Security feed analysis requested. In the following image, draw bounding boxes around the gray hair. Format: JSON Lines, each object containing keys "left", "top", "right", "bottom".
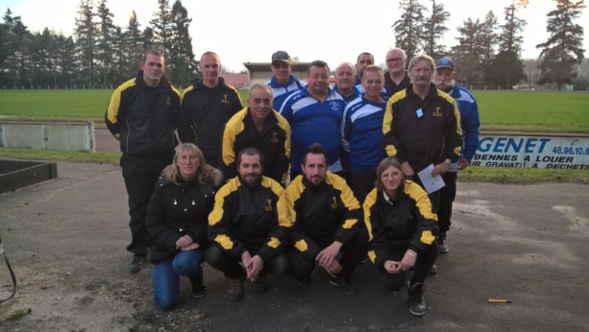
{"left": 408, "top": 54, "right": 435, "bottom": 73}
{"left": 249, "top": 83, "right": 274, "bottom": 99}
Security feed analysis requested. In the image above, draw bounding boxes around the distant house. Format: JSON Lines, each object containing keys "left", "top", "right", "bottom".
{"left": 243, "top": 62, "right": 312, "bottom": 88}
{"left": 219, "top": 73, "right": 249, "bottom": 90}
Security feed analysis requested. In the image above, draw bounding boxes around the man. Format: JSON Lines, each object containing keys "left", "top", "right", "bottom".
{"left": 279, "top": 60, "right": 346, "bottom": 179}
{"left": 333, "top": 62, "right": 360, "bottom": 103}
{"left": 384, "top": 48, "right": 410, "bottom": 98}
{"left": 354, "top": 52, "right": 374, "bottom": 93}
{"left": 266, "top": 51, "right": 306, "bottom": 111}
{"left": 219, "top": 84, "right": 291, "bottom": 186}
{"left": 207, "top": 148, "right": 290, "bottom": 302}
{"left": 105, "top": 49, "right": 181, "bottom": 273}
{"left": 285, "top": 143, "right": 368, "bottom": 295}
{"left": 341, "top": 65, "right": 388, "bottom": 202}
{"left": 178, "top": 51, "right": 243, "bottom": 167}
{"left": 433, "top": 57, "right": 480, "bottom": 253}
{"left": 382, "top": 53, "right": 463, "bottom": 215}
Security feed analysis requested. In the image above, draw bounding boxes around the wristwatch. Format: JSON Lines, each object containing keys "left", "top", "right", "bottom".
{"left": 444, "top": 158, "right": 452, "bottom": 165}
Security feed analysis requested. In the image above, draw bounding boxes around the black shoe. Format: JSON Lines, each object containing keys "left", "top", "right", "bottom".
{"left": 295, "top": 276, "right": 311, "bottom": 287}
{"left": 251, "top": 275, "right": 268, "bottom": 293}
{"left": 438, "top": 235, "right": 449, "bottom": 253}
{"left": 407, "top": 281, "right": 426, "bottom": 316}
{"left": 429, "top": 264, "right": 438, "bottom": 275}
{"left": 227, "top": 278, "right": 243, "bottom": 302}
{"left": 128, "top": 255, "right": 145, "bottom": 274}
{"left": 329, "top": 276, "right": 359, "bottom": 296}
{"left": 190, "top": 274, "right": 207, "bottom": 299}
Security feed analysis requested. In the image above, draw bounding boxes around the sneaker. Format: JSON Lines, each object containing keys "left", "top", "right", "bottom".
{"left": 227, "top": 278, "right": 243, "bottom": 302}
{"left": 407, "top": 281, "right": 426, "bottom": 316}
{"left": 429, "top": 264, "right": 438, "bottom": 275}
{"left": 329, "top": 276, "right": 359, "bottom": 296}
{"left": 190, "top": 274, "right": 207, "bottom": 299}
{"left": 438, "top": 236, "right": 449, "bottom": 253}
{"left": 128, "top": 255, "right": 145, "bottom": 274}
{"left": 250, "top": 275, "right": 268, "bottom": 293}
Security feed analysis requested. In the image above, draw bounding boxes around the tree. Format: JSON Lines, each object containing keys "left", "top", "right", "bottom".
{"left": 536, "top": 0, "right": 586, "bottom": 89}
{"left": 169, "top": 0, "right": 196, "bottom": 86}
{"left": 96, "top": 0, "right": 115, "bottom": 86}
{"left": 150, "top": 0, "right": 174, "bottom": 57}
{"left": 392, "top": 0, "right": 426, "bottom": 60}
{"left": 421, "top": 0, "right": 450, "bottom": 60}
{"left": 126, "top": 11, "right": 143, "bottom": 75}
{"left": 479, "top": 11, "right": 499, "bottom": 71}
{"left": 450, "top": 17, "right": 484, "bottom": 87}
{"left": 74, "top": 0, "right": 98, "bottom": 87}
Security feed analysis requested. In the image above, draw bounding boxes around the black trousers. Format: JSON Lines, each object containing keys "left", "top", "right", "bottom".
{"left": 375, "top": 244, "right": 438, "bottom": 291}
{"left": 121, "top": 153, "right": 172, "bottom": 256}
{"left": 205, "top": 244, "right": 289, "bottom": 280}
{"left": 437, "top": 171, "right": 457, "bottom": 236}
{"left": 288, "top": 226, "right": 368, "bottom": 281}
{"left": 411, "top": 176, "right": 441, "bottom": 214}
{"left": 349, "top": 169, "right": 376, "bottom": 204}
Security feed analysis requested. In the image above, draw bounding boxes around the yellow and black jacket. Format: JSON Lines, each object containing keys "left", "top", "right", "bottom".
{"left": 220, "top": 108, "right": 291, "bottom": 185}
{"left": 178, "top": 77, "right": 243, "bottom": 165}
{"left": 105, "top": 71, "right": 181, "bottom": 155}
{"left": 363, "top": 181, "right": 438, "bottom": 268}
{"left": 382, "top": 83, "right": 462, "bottom": 172}
{"left": 284, "top": 172, "right": 363, "bottom": 260}
{"left": 208, "top": 175, "right": 290, "bottom": 262}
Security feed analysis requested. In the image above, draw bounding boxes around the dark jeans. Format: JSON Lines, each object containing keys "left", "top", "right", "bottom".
{"left": 205, "top": 244, "right": 288, "bottom": 280}
{"left": 349, "top": 169, "right": 376, "bottom": 204}
{"left": 375, "top": 244, "right": 438, "bottom": 291}
{"left": 438, "top": 171, "right": 457, "bottom": 236}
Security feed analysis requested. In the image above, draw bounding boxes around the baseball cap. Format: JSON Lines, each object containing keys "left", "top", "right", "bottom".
{"left": 272, "top": 51, "right": 291, "bottom": 63}
{"left": 435, "top": 58, "right": 455, "bottom": 70}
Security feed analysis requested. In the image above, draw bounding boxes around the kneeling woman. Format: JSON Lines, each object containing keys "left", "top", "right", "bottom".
{"left": 146, "top": 143, "right": 223, "bottom": 310}
{"left": 363, "top": 157, "right": 438, "bottom": 316}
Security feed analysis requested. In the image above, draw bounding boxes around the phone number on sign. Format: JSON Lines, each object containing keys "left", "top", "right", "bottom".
{"left": 552, "top": 147, "right": 589, "bottom": 156}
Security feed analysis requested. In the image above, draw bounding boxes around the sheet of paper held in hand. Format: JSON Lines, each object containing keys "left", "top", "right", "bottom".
{"left": 417, "top": 164, "right": 446, "bottom": 194}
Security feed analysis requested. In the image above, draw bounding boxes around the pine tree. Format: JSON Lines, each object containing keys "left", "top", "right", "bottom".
{"left": 74, "top": 0, "right": 98, "bottom": 87}
{"left": 392, "top": 0, "right": 426, "bottom": 60}
{"left": 536, "top": 0, "right": 586, "bottom": 89}
{"left": 126, "top": 10, "right": 143, "bottom": 75}
{"left": 450, "top": 17, "right": 483, "bottom": 87}
{"left": 169, "top": 0, "right": 195, "bottom": 86}
{"left": 421, "top": 0, "right": 450, "bottom": 60}
{"left": 479, "top": 11, "right": 498, "bottom": 71}
{"left": 150, "top": 0, "right": 174, "bottom": 57}
{"left": 96, "top": 0, "right": 115, "bottom": 86}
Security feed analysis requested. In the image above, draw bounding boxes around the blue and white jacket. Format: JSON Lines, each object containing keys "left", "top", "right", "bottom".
{"left": 447, "top": 84, "right": 480, "bottom": 171}
{"left": 266, "top": 74, "right": 306, "bottom": 111}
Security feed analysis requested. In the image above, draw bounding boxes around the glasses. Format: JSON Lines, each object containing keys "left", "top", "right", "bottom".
{"left": 387, "top": 57, "right": 403, "bottom": 63}
{"left": 272, "top": 62, "right": 290, "bottom": 69}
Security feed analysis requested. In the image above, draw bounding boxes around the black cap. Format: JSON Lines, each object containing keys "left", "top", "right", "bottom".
{"left": 272, "top": 51, "right": 290, "bottom": 63}
{"left": 435, "top": 57, "right": 455, "bottom": 70}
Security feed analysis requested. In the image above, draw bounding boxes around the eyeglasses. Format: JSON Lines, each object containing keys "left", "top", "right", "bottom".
{"left": 387, "top": 57, "right": 404, "bottom": 63}
{"left": 272, "top": 62, "right": 290, "bottom": 69}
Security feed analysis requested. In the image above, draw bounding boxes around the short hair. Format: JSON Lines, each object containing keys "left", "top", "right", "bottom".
{"left": 387, "top": 48, "right": 407, "bottom": 60}
{"left": 302, "top": 143, "right": 329, "bottom": 165}
{"left": 237, "top": 147, "right": 265, "bottom": 167}
{"left": 374, "top": 157, "right": 405, "bottom": 191}
{"left": 200, "top": 51, "right": 220, "bottom": 63}
{"left": 142, "top": 49, "right": 164, "bottom": 64}
{"left": 248, "top": 83, "right": 273, "bottom": 99}
{"left": 362, "top": 65, "right": 384, "bottom": 79}
{"left": 356, "top": 52, "right": 375, "bottom": 63}
{"left": 336, "top": 62, "right": 356, "bottom": 75}
{"left": 408, "top": 54, "right": 435, "bottom": 73}
{"left": 307, "top": 60, "right": 329, "bottom": 75}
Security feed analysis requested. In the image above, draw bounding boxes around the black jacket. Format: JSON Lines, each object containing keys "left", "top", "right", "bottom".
{"left": 105, "top": 71, "right": 181, "bottom": 155}
{"left": 146, "top": 175, "right": 218, "bottom": 263}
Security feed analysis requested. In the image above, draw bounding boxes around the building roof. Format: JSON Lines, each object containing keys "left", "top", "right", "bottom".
{"left": 243, "top": 62, "right": 313, "bottom": 72}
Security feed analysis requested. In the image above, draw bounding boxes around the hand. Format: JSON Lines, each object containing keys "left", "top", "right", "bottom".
{"left": 241, "top": 251, "right": 252, "bottom": 268}
{"left": 384, "top": 260, "right": 400, "bottom": 274}
{"left": 176, "top": 235, "right": 193, "bottom": 249}
{"left": 180, "top": 242, "right": 200, "bottom": 251}
{"left": 316, "top": 242, "right": 342, "bottom": 271}
{"left": 324, "top": 259, "right": 342, "bottom": 276}
{"left": 458, "top": 157, "right": 470, "bottom": 170}
{"left": 401, "top": 162, "right": 414, "bottom": 179}
{"left": 431, "top": 162, "right": 449, "bottom": 177}
{"left": 245, "top": 255, "right": 264, "bottom": 281}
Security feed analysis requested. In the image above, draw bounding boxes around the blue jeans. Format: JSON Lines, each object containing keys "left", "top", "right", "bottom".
{"left": 152, "top": 249, "right": 204, "bottom": 310}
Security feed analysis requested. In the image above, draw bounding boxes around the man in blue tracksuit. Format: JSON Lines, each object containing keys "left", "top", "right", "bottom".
{"left": 433, "top": 57, "right": 480, "bottom": 253}
{"left": 266, "top": 51, "right": 306, "bottom": 111}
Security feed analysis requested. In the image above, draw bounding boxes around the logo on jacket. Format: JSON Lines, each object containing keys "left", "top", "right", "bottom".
{"left": 330, "top": 196, "right": 338, "bottom": 209}
{"left": 221, "top": 94, "right": 230, "bottom": 104}
{"left": 433, "top": 106, "right": 443, "bottom": 117}
{"left": 265, "top": 198, "right": 273, "bottom": 212}
{"left": 166, "top": 96, "right": 171, "bottom": 106}
{"left": 271, "top": 132, "right": 279, "bottom": 143}
{"left": 329, "top": 102, "right": 340, "bottom": 111}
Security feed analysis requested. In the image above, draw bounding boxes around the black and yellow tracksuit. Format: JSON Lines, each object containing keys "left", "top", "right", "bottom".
{"left": 104, "top": 71, "right": 181, "bottom": 256}
{"left": 382, "top": 83, "right": 463, "bottom": 173}
{"left": 363, "top": 181, "right": 438, "bottom": 290}
{"left": 284, "top": 172, "right": 368, "bottom": 280}
{"left": 220, "top": 108, "right": 291, "bottom": 185}
{"left": 178, "top": 77, "right": 243, "bottom": 167}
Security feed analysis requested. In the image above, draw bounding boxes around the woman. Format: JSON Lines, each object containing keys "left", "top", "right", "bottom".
{"left": 146, "top": 143, "right": 223, "bottom": 310}
{"left": 363, "top": 157, "right": 439, "bottom": 317}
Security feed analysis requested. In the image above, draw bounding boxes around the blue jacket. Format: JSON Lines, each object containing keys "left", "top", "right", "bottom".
{"left": 267, "top": 74, "right": 306, "bottom": 111}
{"left": 448, "top": 84, "right": 480, "bottom": 163}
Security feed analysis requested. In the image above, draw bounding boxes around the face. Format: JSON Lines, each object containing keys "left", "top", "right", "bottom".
{"left": 386, "top": 50, "right": 406, "bottom": 76}
{"left": 433, "top": 67, "right": 456, "bottom": 92}
{"left": 409, "top": 60, "right": 433, "bottom": 89}
{"left": 302, "top": 153, "right": 327, "bottom": 186}
{"left": 248, "top": 87, "right": 273, "bottom": 122}
{"left": 140, "top": 54, "right": 165, "bottom": 86}
{"left": 380, "top": 165, "right": 403, "bottom": 193}
{"left": 334, "top": 64, "right": 355, "bottom": 90}
{"left": 306, "top": 65, "right": 330, "bottom": 96}
{"left": 271, "top": 61, "right": 291, "bottom": 84}
{"left": 200, "top": 54, "right": 221, "bottom": 85}
{"left": 355, "top": 54, "right": 374, "bottom": 74}
{"left": 238, "top": 153, "right": 263, "bottom": 186}
{"left": 361, "top": 70, "right": 384, "bottom": 100}
{"left": 177, "top": 150, "right": 200, "bottom": 180}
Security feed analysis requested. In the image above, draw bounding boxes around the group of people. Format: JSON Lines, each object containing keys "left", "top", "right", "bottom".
{"left": 105, "top": 47, "right": 480, "bottom": 317}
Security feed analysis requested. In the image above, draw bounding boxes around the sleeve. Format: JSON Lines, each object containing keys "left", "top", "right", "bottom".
{"left": 407, "top": 185, "right": 439, "bottom": 253}
{"left": 363, "top": 192, "right": 393, "bottom": 269}
{"left": 340, "top": 104, "right": 352, "bottom": 153}
{"left": 285, "top": 185, "right": 323, "bottom": 260}
{"left": 333, "top": 178, "right": 363, "bottom": 245}
{"left": 272, "top": 121, "right": 291, "bottom": 186}
{"left": 105, "top": 87, "right": 124, "bottom": 139}
{"left": 462, "top": 100, "right": 480, "bottom": 162}
{"left": 278, "top": 94, "right": 295, "bottom": 123}
{"left": 170, "top": 87, "right": 182, "bottom": 134}
{"left": 208, "top": 187, "right": 246, "bottom": 259}
{"left": 146, "top": 186, "right": 181, "bottom": 253}
{"left": 178, "top": 89, "right": 196, "bottom": 144}
{"left": 382, "top": 98, "right": 407, "bottom": 163}
{"left": 257, "top": 187, "right": 291, "bottom": 262}
{"left": 445, "top": 98, "right": 463, "bottom": 162}
{"left": 219, "top": 123, "right": 238, "bottom": 181}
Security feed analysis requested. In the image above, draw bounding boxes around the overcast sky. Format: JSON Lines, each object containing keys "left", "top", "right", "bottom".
{"left": 2, "top": 0, "right": 588, "bottom": 72}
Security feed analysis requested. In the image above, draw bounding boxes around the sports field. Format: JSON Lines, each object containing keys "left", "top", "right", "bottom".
{"left": 0, "top": 89, "right": 587, "bottom": 133}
